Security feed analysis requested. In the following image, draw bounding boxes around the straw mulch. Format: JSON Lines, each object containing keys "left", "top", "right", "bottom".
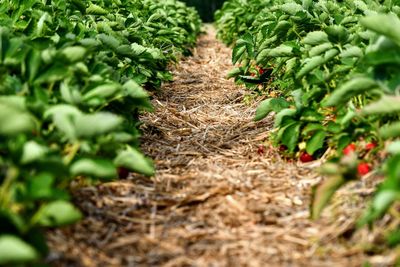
{"left": 47, "top": 26, "right": 396, "bottom": 267}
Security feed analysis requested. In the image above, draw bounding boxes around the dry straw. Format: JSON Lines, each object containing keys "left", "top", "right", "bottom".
{"left": 47, "top": 26, "right": 395, "bottom": 267}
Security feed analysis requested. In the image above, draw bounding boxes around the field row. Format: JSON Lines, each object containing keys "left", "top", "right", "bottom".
{"left": 0, "top": 0, "right": 201, "bottom": 264}
{"left": 216, "top": 0, "right": 400, "bottom": 252}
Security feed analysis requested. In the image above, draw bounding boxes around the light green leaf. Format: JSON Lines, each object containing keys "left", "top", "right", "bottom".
{"left": 114, "top": 146, "right": 154, "bottom": 176}
{"left": 21, "top": 141, "right": 48, "bottom": 164}
{"left": 325, "top": 77, "right": 377, "bottom": 107}
{"left": 70, "top": 158, "right": 117, "bottom": 179}
{"left": 362, "top": 96, "right": 400, "bottom": 115}
{"left": 340, "top": 46, "right": 363, "bottom": 58}
{"left": 74, "top": 113, "right": 123, "bottom": 137}
{"left": 255, "top": 98, "right": 290, "bottom": 121}
{"left": 361, "top": 14, "right": 400, "bottom": 47}
{"left": 83, "top": 83, "right": 121, "bottom": 101}
{"left": 306, "top": 130, "right": 326, "bottom": 155}
{"left": 0, "top": 235, "right": 39, "bottom": 264}
{"left": 268, "top": 44, "right": 293, "bottom": 57}
{"left": 309, "top": 42, "right": 333, "bottom": 57}
{"left": 61, "top": 46, "right": 86, "bottom": 62}
{"left": 303, "top": 31, "right": 329, "bottom": 45}
{"left": 282, "top": 122, "right": 301, "bottom": 152}
{"left": 34, "top": 65, "right": 69, "bottom": 84}
{"left": 86, "top": 3, "right": 108, "bottom": 15}
{"left": 296, "top": 56, "right": 325, "bottom": 79}
{"left": 35, "top": 200, "right": 82, "bottom": 227}
{"left": 0, "top": 99, "right": 37, "bottom": 136}
{"left": 379, "top": 122, "right": 400, "bottom": 139}
{"left": 274, "top": 108, "right": 297, "bottom": 128}
{"left": 311, "top": 175, "right": 347, "bottom": 219}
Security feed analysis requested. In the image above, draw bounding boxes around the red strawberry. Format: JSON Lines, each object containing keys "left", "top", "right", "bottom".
{"left": 365, "top": 142, "right": 377, "bottom": 151}
{"left": 117, "top": 167, "right": 130, "bottom": 179}
{"left": 279, "top": 145, "right": 288, "bottom": 152}
{"left": 343, "top": 143, "right": 356, "bottom": 155}
{"left": 300, "top": 152, "right": 314, "bottom": 163}
{"left": 257, "top": 145, "right": 266, "bottom": 156}
{"left": 357, "top": 163, "right": 370, "bottom": 176}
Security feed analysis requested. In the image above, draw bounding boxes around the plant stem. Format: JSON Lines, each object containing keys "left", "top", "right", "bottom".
{"left": 0, "top": 166, "right": 19, "bottom": 209}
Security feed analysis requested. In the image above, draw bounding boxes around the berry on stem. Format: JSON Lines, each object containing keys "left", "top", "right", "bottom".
{"left": 300, "top": 152, "right": 314, "bottom": 163}
{"left": 343, "top": 143, "right": 356, "bottom": 155}
{"left": 357, "top": 163, "right": 370, "bottom": 176}
{"left": 365, "top": 142, "right": 377, "bottom": 151}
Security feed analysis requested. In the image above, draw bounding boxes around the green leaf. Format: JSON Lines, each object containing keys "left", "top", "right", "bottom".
{"left": 379, "top": 122, "right": 400, "bottom": 140}
{"left": 361, "top": 14, "right": 400, "bottom": 47}
{"left": 0, "top": 27, "right": 10, "bottom": 63}
{"left": 325, "top": 25, "right": 349, "bottom": 43}
{"left": 306, "top": 130, "right": 326, "bottom": 155}
{"left": 34, "top": 65, "right": 69, "bottom": 84}
{"left": 114, "top": 146, "right": 154, "bottom": 176}
{"left": 340, "top": 46, "right": 363, "bottom": 58}
{"left": 232, "top": 45, "right": 246, "bottom": 64}
{"left": 20, "top": 141, "right": 48, "bottom": 164}
{"left": 302, "top": 123, "right": 324, "bottom": 135}
{"left": 309, "top": 42, "right": 333, "bottom": 57}
{"left": 74, "top": 113, "right": 123, "bottom": 137}
{"left": 227, "top": 67, "right": 242, "bottom": 78}
{"left": 0, "top": 98, "right": 37, "bottom": 136}
{"left": 60, "top": 46, "right": 86, "bottom": 63}
{"left": 35, "top": 200, "right": 82, "bottom": 227}
{"left": 268, "top": 44, "right": 293, "bottom": 57}
{"left": 45, "top": 105, "right": 81, "bottom": 140}
{"left": 281, "top": 122, "right": 301, "bottom": 152}
{"left": 274, "top": 108, "right": 297, "bottom": 128}
{"left": 387, "top": 141, "right": 400, "bottom": 154}
{"left": 311, "top": 175, "right": 347, "bottom": 219}
{"left": 359, "top": 190, "right": 399, "bottom": 226}
{"left": 254, "top": 98, "right": 290, "bottom": 121}
{"left": 123, "top": 80, "right": 148, "bottom": 98}
{"left": 296, "top": 56, "right": 325, "bottom": 79}
{"left": 97, "top": 34, "right": 120, "bottom": 49}
{"left": 86, "top": 3, "right": 108, "bottom": 15}
{"left": 362, "top": 96, "right": 400, "bottom": 115}
{"left": 324, "top": 48, "right": 339, "bottom": 61}
{"left": 279, "top": 3, "right": 303, "bottom": 15}
{"left": 0, "top": 235, "right": 39, "bottom": 264}
{"left": 366, "top": 50, "right": 400, "bottom": 66}
{"left": 325, "top": 77, "right": 378, "bottom": 107}
{"left": 83, "top": 83, "right": 122, "bottom": 101}
{"left": 303, "top": 31, "right": 329, "bottom": 45}
{"left": 70, "top": 158, "right": 117, "bottom": 179}
{"left": 28, "top": 173, "right": 55, "bottom": 199}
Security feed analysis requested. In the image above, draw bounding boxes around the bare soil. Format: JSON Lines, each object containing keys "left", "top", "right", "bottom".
{"left": 47, "top": 26, "right": 396, "bottom": 267}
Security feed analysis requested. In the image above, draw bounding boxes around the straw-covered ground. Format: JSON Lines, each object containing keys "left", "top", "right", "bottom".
{"left": 47, "top": 26, "right": 396, "bottom": 267}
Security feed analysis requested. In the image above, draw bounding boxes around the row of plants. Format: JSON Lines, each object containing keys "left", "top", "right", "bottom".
{"left": 216, "top": 0, "right": 400, "bottom": 251}
{"left": 0, "top": 0, "right": 201, "bottom": 265}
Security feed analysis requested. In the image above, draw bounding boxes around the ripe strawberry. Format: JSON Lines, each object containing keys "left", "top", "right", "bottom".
{"left": 279, "top": 145, "right": 288, "bottom": 152}
{"left": 300, "top": 152, "right": 314, "bottom": 163}
{"left": 118, "top": 167, "right": 130, "bottom": 179}
{"left": 257, "top": 145, "right": 266, "bottom": 156}
{"left": 343, "top": 143, "right": 356, "bottom": 155}
{"left": 365, "top": 142, "right": 377, "bottom": 151}
{"left": 357, "top": 163, "right": 370, "bottom": 176}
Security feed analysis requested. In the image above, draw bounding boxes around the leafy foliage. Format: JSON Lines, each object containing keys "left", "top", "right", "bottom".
{"left": 0, "top": 0, "right": 201, "bottom": 264}
{"left": 216, "top": 0, "right": 400, "bottom": 248}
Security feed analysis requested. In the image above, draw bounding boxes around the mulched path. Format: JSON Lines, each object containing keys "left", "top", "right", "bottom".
{"left": 47, "top": 26, "right": 395, "bottom": 267}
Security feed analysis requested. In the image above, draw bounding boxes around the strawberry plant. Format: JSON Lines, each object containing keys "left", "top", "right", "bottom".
{"left": 216, "top": 0, "right": 400, "bottom": 250}
{"left": 0, "top": 0, "right": 201, "bottom": 264}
